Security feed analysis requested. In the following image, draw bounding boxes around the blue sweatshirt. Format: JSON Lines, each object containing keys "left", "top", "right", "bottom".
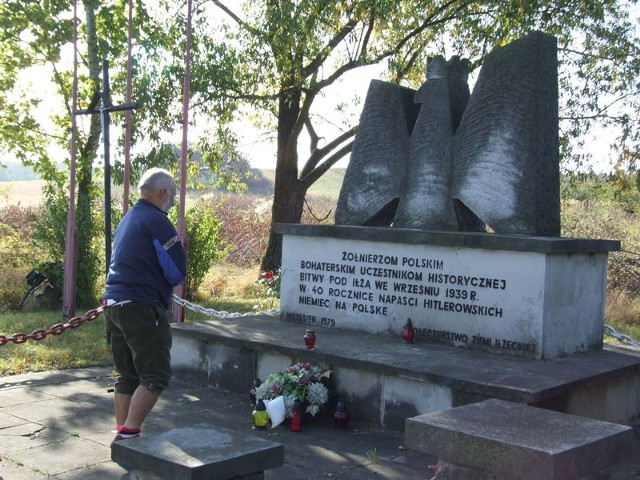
{"left": 104, "top": 199, "right": 187, "bottom": 309}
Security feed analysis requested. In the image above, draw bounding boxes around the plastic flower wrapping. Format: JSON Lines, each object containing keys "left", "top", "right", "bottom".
{"left": 255, "top": 362, "right": 331, "bottom": 417}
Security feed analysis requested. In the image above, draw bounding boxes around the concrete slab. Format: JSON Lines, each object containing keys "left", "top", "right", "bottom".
{"left": 405, "top": 399, "right": 634, "bottom": 480}
{"left": 1, "top": 397, "right": 85, "bottom": 423}
{"left": 40, "top": 407, "right": 115, "bottom": 435}
{"left": 0, "top": 386, "right": 56, "bottom": 407}
{"left": 31, "top": 377, "right": 115, "bottom": 412}
{"left": 0, "top": 409, "right": 23, "bottom": 429}
{"left": 111, "top": 425, "right": 284, "bottom": 480}
{"left": 0, "top": 367, "right": 109, "bottom": 389}
{"left": 7, "top": 436, "right": 112, "bottom": 476}
{"left": 53, "top": 461, "right": 129, "bottom": 480}
{"left": 0, "top": 422, "right": 69, "bottom": 453}
{"left": 0, "top": 456, "right": 48, "bottom": 479}
{"left": 3, "top": 366, "right": 639, "bottom": 479}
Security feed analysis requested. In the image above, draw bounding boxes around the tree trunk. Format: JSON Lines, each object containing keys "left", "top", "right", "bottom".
{"left": 72, "top": 0, "right": 102, "bottom": 304}
{"left": 260, "top": 87, "right": 306, "bottom": 273}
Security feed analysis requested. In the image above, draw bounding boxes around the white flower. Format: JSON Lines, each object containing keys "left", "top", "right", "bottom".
{"left": 255, "top": 382, "right": 269, "bottom": 400}
{"left": 305, "top": 403, "right": 320, "bottom": 416}
{"left": 306, "top": 381, "right": 329, "bottom": 406}
{"left": 283, "top": 394, "right": 297, "bottom": 415}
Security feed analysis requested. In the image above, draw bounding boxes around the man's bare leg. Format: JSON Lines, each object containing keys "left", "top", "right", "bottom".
{"left": 122, "top": 385, "right": 161, "bottom": 429}
{"left": 114, "top": 392, "right": 132, "bottom": 427}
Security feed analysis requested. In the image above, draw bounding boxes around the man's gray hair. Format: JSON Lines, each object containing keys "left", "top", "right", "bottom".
{"left": 138, "top": 168, "right": 176, "bottom": 195}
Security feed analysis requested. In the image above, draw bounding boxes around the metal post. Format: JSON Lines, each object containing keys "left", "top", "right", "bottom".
{"left": 102, "top": 57, "right": 112, "bottom": 274}
{"left": 123, "top": 0, "right": 134, "bottom": 214}
{"left": 172, "top": 0, "right": 193, "bottom": 323}
{"left": 62, "top": 0, "right": 79, "bottom": 318}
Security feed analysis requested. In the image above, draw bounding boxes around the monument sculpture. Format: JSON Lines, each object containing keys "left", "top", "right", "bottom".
{"left": 170, "top": 31, "right": 639, "bottom": 442}
{"left": 393, "top": 55, "right": 472, "bottom": 230}
{"left": 336, "top": 31, "right": 560, "bottom": 236}
{"left": 276, "top": 31, "right": 619, "bottom": 360}
{"left": 335, "top": 81, "right": 418, "bottom": 226}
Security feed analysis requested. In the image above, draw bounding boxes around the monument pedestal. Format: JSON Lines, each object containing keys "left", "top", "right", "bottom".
{"left": 275, "top": 224, "right": 619, "bottom": 359}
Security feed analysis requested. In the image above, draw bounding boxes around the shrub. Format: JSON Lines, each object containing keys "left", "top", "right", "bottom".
{"left": 0, "top": 205, "right": 50, "bottom": 309}
{"left": 170, "top": 200, "right": 229, "bottom": 300}
{"left": 562, "top": 197, "right": 640, "bottom": 294}
{"left": 0, "top": 269, "right": 27, "bottom": 310}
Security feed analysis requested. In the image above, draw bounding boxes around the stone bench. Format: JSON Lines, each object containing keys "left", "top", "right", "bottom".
{"left": 111, "top": 426, "right": 284, "bottom": 480}
{"left": 404, "top": 399, "right": 634, "bottom": 480}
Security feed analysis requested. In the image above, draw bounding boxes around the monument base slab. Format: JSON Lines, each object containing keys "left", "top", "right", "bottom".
{"left": 171, "top": 316, "right": 640, "bottom": 430}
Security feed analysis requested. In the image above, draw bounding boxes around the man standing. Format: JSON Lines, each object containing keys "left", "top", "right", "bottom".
{"left": 103, "top": 167, "right": 187, "bottom": 441}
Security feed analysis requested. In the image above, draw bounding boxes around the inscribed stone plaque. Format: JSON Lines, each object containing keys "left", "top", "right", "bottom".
{"left": 279, "top": 230, "right": 610, "bottom": 359}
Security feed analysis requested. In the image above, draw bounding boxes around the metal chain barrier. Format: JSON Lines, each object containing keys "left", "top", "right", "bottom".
{"left": 603, "top": 324, "right": 640, "bottom": 348}
{"left": 0, "top": 306, "right": 106, "bottom": 346}
{"left": 172, "top": 293, "right": 280, "bottom": 318}
{"left": 0, "top": 295, "right": 277, "bottom": 348}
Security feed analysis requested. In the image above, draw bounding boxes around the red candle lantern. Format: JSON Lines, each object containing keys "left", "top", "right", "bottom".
{"left": 304, "top": 329, "right": 316, "bottom": 350}
{"left": 290, "top": 399, "right": 303, "bottom": 432}
{"left": 333, "top": 400, "right": 350, "bottom": 429}
{"left": 402, "top": 318, "right": 414, "bottom": 343}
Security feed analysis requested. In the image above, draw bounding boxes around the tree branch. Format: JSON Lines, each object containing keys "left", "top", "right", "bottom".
{"left": 300, "top": 141, "right": 354, "bottom": 189}
{"left": 210, "top": 0, "right": 262, "bottom": 37}
{"left": 300, "top": 125, "right": 357, "bottom": 178}
{"left": 305, "top": 117, "right": 320, "bottom": 153}
{"left": 302, "top": 18, "right": 359, "bottom": 78}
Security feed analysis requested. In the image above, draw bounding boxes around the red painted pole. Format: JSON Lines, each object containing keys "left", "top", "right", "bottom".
{"left": 172, "top": 0, "right": 193, "bottom": 323}
{"left": 62, "top": 0, "right": 79, "bottom": 318}
{"left": 122, "top": 0, "right": 134, "bottom": 214}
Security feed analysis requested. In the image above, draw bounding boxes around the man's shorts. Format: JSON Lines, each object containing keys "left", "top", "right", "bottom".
{"left": 105, "top": 302, "right": 172, "bottom": 395}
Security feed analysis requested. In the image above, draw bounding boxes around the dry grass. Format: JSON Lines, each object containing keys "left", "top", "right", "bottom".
{"left": 195, "top": 262, "right": 263, "bottom": 301}
{"left": 0, "top": 180, "right": 46, "bottom": 208}
{"left": 607, "top": 290, "right": 640, "bottom": 326}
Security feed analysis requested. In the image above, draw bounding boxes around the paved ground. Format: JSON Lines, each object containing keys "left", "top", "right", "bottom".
{"left": 0, "top": 367, "right": 436, "bottom": 479}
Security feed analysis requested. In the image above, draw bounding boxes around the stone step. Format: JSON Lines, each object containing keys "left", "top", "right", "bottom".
{"left": 405, "top": 399, "right": 634, "bottom": 480}
{"left": 111, "top": 425, "right": 284, "bottom": 480}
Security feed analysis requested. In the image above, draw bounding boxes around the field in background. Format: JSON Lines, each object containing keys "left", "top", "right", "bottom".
{"left": 0, "top": 180, "right": 46, "bottom": 207}
{"left": 0, "top": 168, "right": 347, "bottom": 207}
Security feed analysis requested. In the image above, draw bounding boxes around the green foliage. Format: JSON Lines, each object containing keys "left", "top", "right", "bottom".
{"left": 170, "top": 200, "right": 229, "bottom": 300}
{"left": 2, "top": 0, "right": 637, "bottom": 275}
{"left": 158, "top": 0, "right": 638, "bottom": 270}
{"left": 31, "top": 172, "right": 102, "bottom": 307}
{"left": 0, "top": 268, "right": 27, "bottom": 310}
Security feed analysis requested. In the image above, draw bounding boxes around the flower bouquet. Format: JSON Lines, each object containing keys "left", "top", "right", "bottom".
{"left": 255, "top": 362, "right": 331, "bottom": 417}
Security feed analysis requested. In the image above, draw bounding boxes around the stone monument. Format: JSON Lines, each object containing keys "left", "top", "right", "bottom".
{"left": 277, "top": 31, "right": 619, "bottom": 360}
